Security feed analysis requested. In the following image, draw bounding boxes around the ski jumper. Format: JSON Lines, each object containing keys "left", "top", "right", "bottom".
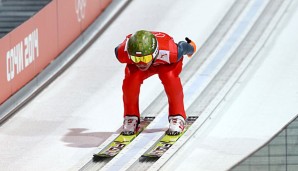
{"left": 115, "top": 32, "right": 194, "bottom": 120}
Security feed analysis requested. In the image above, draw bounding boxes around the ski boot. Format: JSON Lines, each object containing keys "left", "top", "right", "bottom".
{"left": 122, "top": 116, "right": 139, "bottom": 135}
{"left": 166, "top": 115, "right": 185, "bottom": 136}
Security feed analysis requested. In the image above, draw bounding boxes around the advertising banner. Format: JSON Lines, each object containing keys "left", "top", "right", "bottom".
{"left": 57, "top": 0, "right": 82, "bottom": 53}
{"left": 0, "top": 36, "right": 12, "bottom": 104}
{"left": 8, "top": 18, "right": 38, "bottom": 94}
{"left": 80, "top": 0, "right": 112, "bottom": 31}
{"left": 0, "top": 0, "right": 112, "bottom": 105}
{"left": 33, "top": 1, "right": 59, "bottom": 73}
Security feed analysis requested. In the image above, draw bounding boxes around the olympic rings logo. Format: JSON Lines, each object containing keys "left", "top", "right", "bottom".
{"left": 75, "top": 0, "right": 87, "bottom": 22}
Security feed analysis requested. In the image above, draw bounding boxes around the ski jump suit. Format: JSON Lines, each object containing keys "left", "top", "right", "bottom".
{"left": 115, "top": 32, "right": 195, "bottom": 120}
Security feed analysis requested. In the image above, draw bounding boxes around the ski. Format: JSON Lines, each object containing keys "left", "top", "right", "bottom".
{"left": 93, "top": 116, "right": 155, "bottom": 161}
{"left": 141, "top": 116, "right": 198, "bottom": 158}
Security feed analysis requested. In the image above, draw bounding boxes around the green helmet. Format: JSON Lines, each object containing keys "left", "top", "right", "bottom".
{"left": 127, "top": 30, "right": 158, "bottom": 57}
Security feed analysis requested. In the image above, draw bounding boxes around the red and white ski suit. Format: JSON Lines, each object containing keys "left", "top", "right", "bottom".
{"left": 115, "top": 32, "right": 195, "bottom": 120}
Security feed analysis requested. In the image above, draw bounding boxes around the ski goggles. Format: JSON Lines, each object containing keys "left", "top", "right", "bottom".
{"left": 129, "top": 44, "right": 159, "bottom": 64}
{"left": 130, "top": 54, "right": 154, "bottom": 64}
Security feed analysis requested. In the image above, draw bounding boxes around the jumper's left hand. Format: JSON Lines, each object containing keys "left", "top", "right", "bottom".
{"left": 185, "top": 37, "right": 197, "bottom": 58}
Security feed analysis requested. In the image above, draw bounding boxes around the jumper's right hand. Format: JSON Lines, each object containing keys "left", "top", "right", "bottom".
{"left": 185, "top": 37, "right": 197, "bottom": 58}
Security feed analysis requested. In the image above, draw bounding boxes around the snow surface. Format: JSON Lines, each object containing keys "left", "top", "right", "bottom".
{"left": 0, "top": 0, "right": 298, "bottom": 170}
{"left": 162, "top": 1, "right": 298, "bottom": 170}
